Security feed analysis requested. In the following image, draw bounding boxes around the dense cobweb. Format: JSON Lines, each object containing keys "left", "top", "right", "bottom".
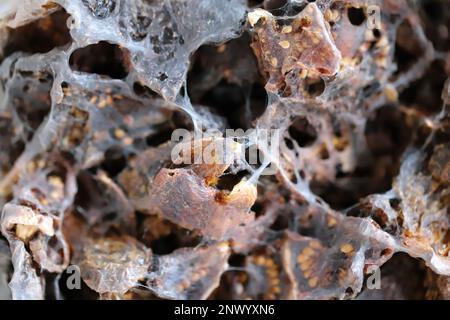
{"left": 0, "top": 0, "right": 449, "bottom": 300}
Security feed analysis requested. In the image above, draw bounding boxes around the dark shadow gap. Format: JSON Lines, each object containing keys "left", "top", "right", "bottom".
{"left": 3, "top": 10, "right": 72, "bottom": 60}
{"left": 69, "top": 42, "right": 130, "bottom": 79}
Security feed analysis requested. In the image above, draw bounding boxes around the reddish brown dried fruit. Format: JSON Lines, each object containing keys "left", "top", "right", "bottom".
{"left": 249, "top": 4, "right": 341, "bottom": 97}
{"left": 145, "top": 167, "right": 256, "bottom": 239}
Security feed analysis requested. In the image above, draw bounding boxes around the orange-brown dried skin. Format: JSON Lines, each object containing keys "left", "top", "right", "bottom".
{"left": 146, "top": 168, "right": 256, "bottom": 239}
{"left": 249, "top": 4, "right": 341, "bottom": 97}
